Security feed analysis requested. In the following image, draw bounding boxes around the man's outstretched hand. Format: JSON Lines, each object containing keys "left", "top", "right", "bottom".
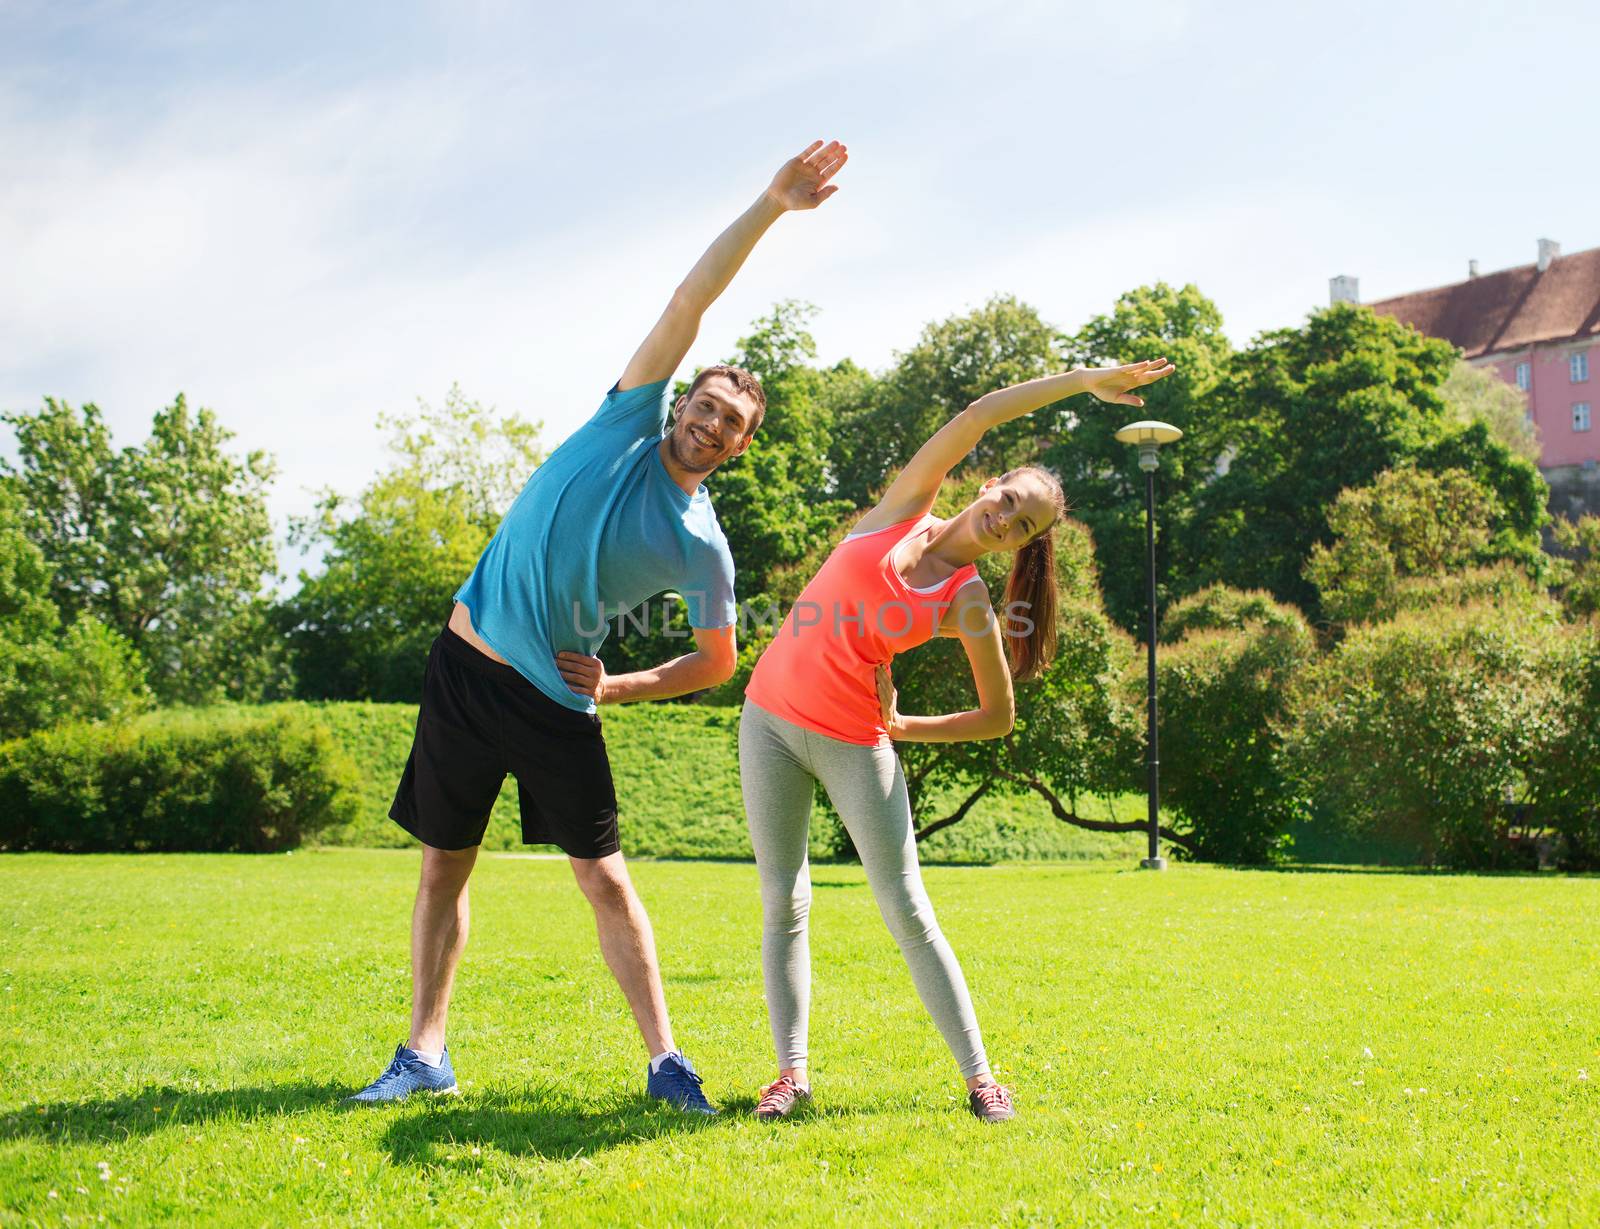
{"left": 1081, "top": 358, "right": 1177, "bottom": 408}
{"left": 766, "top": 139, "right": 848, "bottom": 211}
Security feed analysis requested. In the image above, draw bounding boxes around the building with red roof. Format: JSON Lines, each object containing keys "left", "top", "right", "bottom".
{"left": 1332, "top": 241, "right": 1600, "bottom": 516}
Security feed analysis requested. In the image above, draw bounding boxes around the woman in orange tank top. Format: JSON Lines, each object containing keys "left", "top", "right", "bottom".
{"left": 741, "top": 357, "right": 1176, "bottom": 1123}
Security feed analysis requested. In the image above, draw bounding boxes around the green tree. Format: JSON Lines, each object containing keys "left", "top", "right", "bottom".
{"left": 1304, "top": 467, "right": 1522, "bottom": 625}
{"left": 286, "top": 390, "right": 543, "bottom": 701}
{"left": 1439, "top": 359, "right": 1540, "bottom": 464}
{"left": 1552, "top": 514, "right": 1600, "bottom": 617}
{"left": 2, "top": 395, "right": 281, "bottom": 704}
{"left": 829, "top": 295, "right": 1063, "bottom": 507}
{"left": 381, "top": 384, "right": 546, "bottom": 527}
{"left": 1045, "top": 282, "right": 1234, "bottom": 630}
{"left": 1185, "top": 305, "right": 1544, "bottom": 618}
{"left": 0, "top": 484, "right": 148, "bottom": 739}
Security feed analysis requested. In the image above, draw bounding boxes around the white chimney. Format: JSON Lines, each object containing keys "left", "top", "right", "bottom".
{"left": 1468, "top": 259, "right": 1480, "bottom": 278}
{"left": 1329, "top": 274, "right": 1360, "bottom": 305}
{"left": 1538, "top": 238, "right": 1561, "bottom": 272}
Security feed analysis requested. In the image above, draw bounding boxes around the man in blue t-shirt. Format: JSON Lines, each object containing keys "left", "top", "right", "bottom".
{"left": 346, "top": 141, "right": 849, "bottom": 1112}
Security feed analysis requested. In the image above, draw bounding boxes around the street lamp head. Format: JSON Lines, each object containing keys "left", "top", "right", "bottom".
{"left": 1114, "top": 420, "right": 1183, "bottom": 472}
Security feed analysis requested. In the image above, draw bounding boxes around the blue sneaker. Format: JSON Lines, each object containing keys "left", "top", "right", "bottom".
{"left": 344, "top": 1043, "right": 459, "bottom": 1104}
{"left": 646, "top": 1052, "right": 717, "bottom": 1115}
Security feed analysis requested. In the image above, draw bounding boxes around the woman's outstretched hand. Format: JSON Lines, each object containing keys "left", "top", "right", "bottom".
{"left": 1081, "top": 358, "right": 1177, "bottom": 408}
{"left": 876, "top": 663, "right": 903, "bottom": 738}
{"left": 766, "top": 140, "right": 849, "bottom": 211}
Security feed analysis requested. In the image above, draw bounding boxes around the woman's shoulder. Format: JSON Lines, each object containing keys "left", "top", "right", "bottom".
{"left": 934, "top": 571, "right": 994, "bottom": 637}
{"left": 851, "top": 505, "right": 934, "bottom": 540}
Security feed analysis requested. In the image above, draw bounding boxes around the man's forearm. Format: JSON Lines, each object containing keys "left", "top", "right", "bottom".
{"left": 674, "top": 192, "right": 786, "bottom": 313}
{"left": 602, "top": 650, "right": 729, "bottom": 704}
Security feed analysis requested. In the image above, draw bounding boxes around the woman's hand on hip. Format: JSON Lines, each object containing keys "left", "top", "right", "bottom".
{"left": 876, "top": 663, "right": 904, "bottom": 739}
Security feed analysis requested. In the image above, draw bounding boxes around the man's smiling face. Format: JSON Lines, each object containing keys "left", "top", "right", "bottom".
{"left": 666, "top": 375, "right": 761, "bottom": 475}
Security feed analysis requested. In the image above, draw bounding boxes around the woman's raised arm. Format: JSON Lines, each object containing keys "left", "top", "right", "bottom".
{"left": 852, "top": 358, "right": 1175, "bottom": 534}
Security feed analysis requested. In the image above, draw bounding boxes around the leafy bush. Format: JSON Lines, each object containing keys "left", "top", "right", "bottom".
{"left": 1390, "top": 561, "right": 1546, "bottom": 618}
{"left": 0, "top": 614, "right": 151, "bottom": 741}
{"left": 1526, "top": 623, "right": 1600, "bottom": 869}
{"left": 1304, "top": 467, "right": 1512, "bottom": 625}
{"left": 1161, "top": 583, "right": 1307, "bottom": 639}
{"left": 1552, "top": 515, "right": 1600, "bottom": 619}
{"left": 1155, "top": 593, "right": 1315, "bottom": 862}
{"left": 1280, "top": 599, "right": 1568, "bottom": 868}
{"left": 0, "top": 707, "right": 359, "bottom": 852}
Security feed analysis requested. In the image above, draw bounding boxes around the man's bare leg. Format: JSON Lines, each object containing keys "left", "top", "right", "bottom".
{"left": 408, "top": 844, "right": 478, "bottom": 1054}
{"left": 569, "top": 852, "right": 675, "bottom": 1056}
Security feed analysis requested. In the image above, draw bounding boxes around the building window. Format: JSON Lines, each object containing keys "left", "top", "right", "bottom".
{"left": 1575, "top": 403, "right": 1593, "bottom": 433}
{"left": 1515, "top": 361, "right": 1531, "bottom": 390}
{"left": 1573, "top": 352, "right": 1591, "bottom": 383}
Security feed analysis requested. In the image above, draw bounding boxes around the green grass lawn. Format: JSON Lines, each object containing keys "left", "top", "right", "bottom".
{"left": 3, "top": 853, "right": 1595, "bottom": 1227}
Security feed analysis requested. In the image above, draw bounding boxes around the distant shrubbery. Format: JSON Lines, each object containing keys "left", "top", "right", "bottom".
{"left": 0, "top": 707, "right": 359, "bottom": 852}
{"left": 1281, "top": 600, "right": 1567, "bottom": 868}
{"left": 1155, "top": 589, "right": 1314, "bottom": 863}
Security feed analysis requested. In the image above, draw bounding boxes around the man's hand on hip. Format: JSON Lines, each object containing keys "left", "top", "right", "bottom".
{"left": 556, "top": 651, "right": 608, "bottom": 703}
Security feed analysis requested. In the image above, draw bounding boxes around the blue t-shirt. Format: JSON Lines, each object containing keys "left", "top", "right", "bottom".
{"left": 455, "top": 379, "right": 737, "bottom": 712}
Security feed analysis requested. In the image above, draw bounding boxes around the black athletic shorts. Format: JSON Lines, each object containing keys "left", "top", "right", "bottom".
{"left": 389, "top": 625, "right": 620, "bottom": 858}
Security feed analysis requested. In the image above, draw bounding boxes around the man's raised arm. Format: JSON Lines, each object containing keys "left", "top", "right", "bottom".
{"left": 617, "top": 139, "right": 848, "bottom": 391}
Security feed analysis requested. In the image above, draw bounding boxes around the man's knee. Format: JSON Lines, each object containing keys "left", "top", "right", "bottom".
{"left": 571, "top": 853, "right": 635, "bottom": 913}
{"left": 420, "top": 843, "right": 477, "bottom": 891}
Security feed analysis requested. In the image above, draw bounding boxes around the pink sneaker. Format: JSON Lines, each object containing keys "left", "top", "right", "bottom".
{"left": 968, "top": 1082, "right": 1015, "bottom": 1122}
{"left": 755, "top": 1075, "right": 812, "bottom": 1121}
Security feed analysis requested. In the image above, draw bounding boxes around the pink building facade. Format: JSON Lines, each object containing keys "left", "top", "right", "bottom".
{"left": 1481, "top": 342, "right": 1595, "bottom": 469}
{"left": 1343, "top": 240, "right": 1600, "bottom": 517}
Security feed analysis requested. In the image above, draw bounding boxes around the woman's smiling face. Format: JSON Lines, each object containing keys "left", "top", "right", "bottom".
{"left": 964, "top": 471, "right": 1057, "bottom": 553}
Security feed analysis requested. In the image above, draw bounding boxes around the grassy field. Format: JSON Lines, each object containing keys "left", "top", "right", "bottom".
{"left": 3, "top": 853, "right": 1596, "bottom": 1226}
{"left": 301, "top": 701, "right": 1149, "bottom": 864}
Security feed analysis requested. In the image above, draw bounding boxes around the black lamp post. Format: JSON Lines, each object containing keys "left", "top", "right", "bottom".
{"left": 1113, "top": 420, "right": 1183, "bottom": 871}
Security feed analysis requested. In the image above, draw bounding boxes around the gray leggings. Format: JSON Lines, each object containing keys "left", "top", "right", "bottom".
{"left": 739, "top": 700, "right": 989, "bottom": 1079}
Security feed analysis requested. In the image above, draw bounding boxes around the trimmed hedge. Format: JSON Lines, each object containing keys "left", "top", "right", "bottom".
{"left": 0, "top": 707, "right": 359, "bottom": 852}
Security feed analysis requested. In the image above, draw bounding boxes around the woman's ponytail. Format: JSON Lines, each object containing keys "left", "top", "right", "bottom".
{"left": 999, "top": 465, "right": 1066, "bottom": 681}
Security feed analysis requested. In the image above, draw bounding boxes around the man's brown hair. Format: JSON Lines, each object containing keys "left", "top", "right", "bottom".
{"left": 684, "top": 364, "right": 767, "bottom": 436}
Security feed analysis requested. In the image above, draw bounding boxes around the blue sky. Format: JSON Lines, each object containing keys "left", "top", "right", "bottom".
{"left": 3, "top": 0, "right": 1594, "bottom": 552}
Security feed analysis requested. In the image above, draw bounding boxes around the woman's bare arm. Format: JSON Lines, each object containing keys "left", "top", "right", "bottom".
{"left": 851, "top": 358, "right": 1175, "bottom": 535}
{"left": 876, "top": 583, "right": 1015, "bottom": 742}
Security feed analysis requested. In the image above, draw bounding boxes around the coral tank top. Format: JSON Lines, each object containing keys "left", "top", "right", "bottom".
{"left": 745, "top": 514, "right": 984, "bottom": 747}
